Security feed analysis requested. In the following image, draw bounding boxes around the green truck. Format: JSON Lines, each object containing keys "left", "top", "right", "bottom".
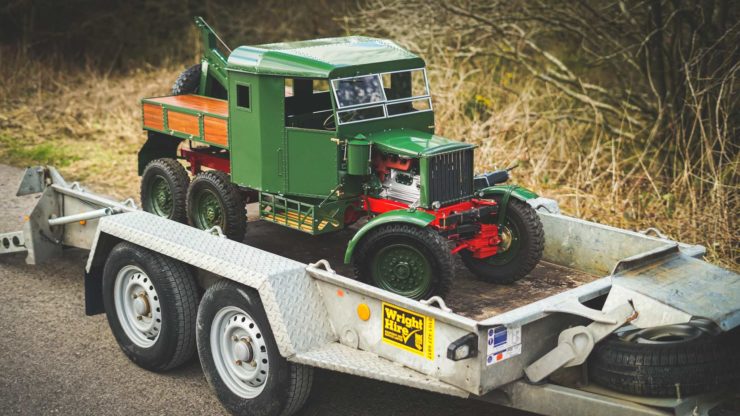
{"left": 138, "top": 17, "right": 544, "bottom": 300}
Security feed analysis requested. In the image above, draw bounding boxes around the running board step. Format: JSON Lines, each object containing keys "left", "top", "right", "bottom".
{"left": 290, "top": 343, "right": 469, "bottom": 398}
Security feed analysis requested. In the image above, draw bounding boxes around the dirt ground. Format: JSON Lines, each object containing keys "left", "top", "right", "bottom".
{"left": 0, "top": 164, "right": 532, "bottom": 416}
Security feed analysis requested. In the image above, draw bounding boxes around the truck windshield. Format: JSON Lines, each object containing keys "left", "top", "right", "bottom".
{"left": 333, "top": 75, "right": 385, "bottom": 108}
{"left": 330, "top": 69, "right": 432, "bottom": 125}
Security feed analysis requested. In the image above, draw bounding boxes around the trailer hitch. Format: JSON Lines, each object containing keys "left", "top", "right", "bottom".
{"left": 524, "top": 301, "right": 637, "bottom": 383}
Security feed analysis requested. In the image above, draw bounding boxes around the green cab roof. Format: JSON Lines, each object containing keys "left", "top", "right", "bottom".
{"left": 226, "top": 36, "right": 425, "bottom": 78}
{"left": 365, "top": 129, "right": 476, "bottom": 158}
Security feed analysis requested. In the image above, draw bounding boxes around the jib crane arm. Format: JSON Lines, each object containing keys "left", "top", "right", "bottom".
{"left": 194, "top": 16, "right": 229, "bottom": 93}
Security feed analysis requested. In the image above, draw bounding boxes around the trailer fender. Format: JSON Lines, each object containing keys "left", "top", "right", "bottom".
{"left": 477, "top": 185, "right": 537, "bottom": 225}
{"left": 344, "top": 209, "right": 437, "bottom": 263}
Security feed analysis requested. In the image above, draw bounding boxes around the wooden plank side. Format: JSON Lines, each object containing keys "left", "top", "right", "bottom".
{"left": 168, "top": 111, "right": 200, "bottom": 137}
{"left": 204, "top": 116, "right": 228, "bottom": 147}
{"left": 146, "top": 94, "right": 228, "bottom": 117}
{"left": 142, "top": 103, "right": 164, "bottom": 130}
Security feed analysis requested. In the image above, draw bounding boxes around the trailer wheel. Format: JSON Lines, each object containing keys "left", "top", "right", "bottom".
{"left": 102, "top": 242, "right": 199, "bottom": 371}
{"left": 460, "top": 198, "right": 543, "bottom": 284}
{"left": 353, "top": 223, "right": 454, "bottom": 300}
{"left": 589, "top": 320, "right": 740, "bottom": 397}
{"left": 197, "top": 280, "right": 313, "bottom": 416}
{"left": 187, "top": 170, "right": 247, "bottom": 241}
{"left": 141, "top": 158, "right": 190, "bottom": 223}
{"left": 172, "top": 64, "right": 201, "bottom": 95}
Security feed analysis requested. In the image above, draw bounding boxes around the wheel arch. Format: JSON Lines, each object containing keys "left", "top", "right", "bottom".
{"left": 138, "top": 131, "right": 183, "bottom": 175}
{"left": 477, "top": 184, "right": 537, "bottom": 224}
{"left": 344, "top": 209, "right": 436, "bottom": 264}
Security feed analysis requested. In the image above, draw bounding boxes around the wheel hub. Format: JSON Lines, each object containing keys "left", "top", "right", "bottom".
{"left": 233, "top": 337, "right": 254, "bottom": 363}
{"left": 499, "top": 226, "right": 513, "bottom": 252}
{"left": 211, "top": 307, "right": 270, "bottom": 399}
{"left": 133, "top": 292, "right": 150, "bottom": 316}
{"left": 373, "top": 244, "right": 432, "bottom": 298}
{"left": 394, "top": 262, "right": 411, "bottom": 279}
{"left": 113, "top": 266, "right": 162, "bottom": 348}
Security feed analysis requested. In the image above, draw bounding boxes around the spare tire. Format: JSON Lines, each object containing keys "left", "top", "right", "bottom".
{"left": 172, "top": 64, "right": 201, "bottom": 95}
{"left": 588, "top": 320, "right": 740, "bottom": 397}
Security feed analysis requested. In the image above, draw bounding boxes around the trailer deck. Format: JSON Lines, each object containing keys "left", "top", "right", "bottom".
{"left": 3, "top": 166, "right": 738, "bottom": 416}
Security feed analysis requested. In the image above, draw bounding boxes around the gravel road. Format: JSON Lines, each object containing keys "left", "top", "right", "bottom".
{"left": 0, "top": 164, "right": 524, "bottom": 416}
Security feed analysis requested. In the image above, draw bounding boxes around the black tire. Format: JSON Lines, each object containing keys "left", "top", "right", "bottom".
{"left": 197, "top": 280, "right": 313, "bottom": 416}
{"left": 141, "top": 158, "right": 190, "bottom": 223}
{"left": 352, "top": 223, "right": 454, "bottom": 300}
{"left": 186, "top": 170, "right": 247, "bottom": 241}
{"left": 172, "top": 64, "right": 201, "bottom": 95}
{"left": 589, "top": 323, "right": 740, "bottom": 397}
{"left": 102, "top": 242, "right": 199, "bottom": 371}
{"left": 460, "top": 197, "right": 543, "bottom": 284}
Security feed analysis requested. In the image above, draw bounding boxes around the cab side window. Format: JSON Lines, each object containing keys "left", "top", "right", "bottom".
{"left": 284, "top": 79, "right": 333, "bottom": 129}
{"left": 236, "top": 84, "right": 251, "bottom": 110}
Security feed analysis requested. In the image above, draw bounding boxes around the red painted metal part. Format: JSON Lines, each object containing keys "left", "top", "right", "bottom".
{"left": 451, "top": 223, "right": 500, "bottom": 258}
{"left": 180, "top": 148, "right": 230, "bottom": 175}
{"left": 361, "top": 196, "right": 500, "bottom": 258}
{"left": 372, "top": 153, "right": 412, "bottom": 182}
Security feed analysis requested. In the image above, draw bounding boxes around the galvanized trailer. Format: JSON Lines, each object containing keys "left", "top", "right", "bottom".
{"left": 3, "top": 166, "right": 738, "bottom": 416}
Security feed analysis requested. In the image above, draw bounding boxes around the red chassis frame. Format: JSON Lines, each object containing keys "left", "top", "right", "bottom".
{"left": 361, "top": 196, "right": 501, "bottom": 259}
{"left": 180, "top": 147, "right": 230, "bottom": 176}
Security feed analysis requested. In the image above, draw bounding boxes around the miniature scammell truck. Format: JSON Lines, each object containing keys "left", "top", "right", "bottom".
{"left": 138, "top": 17, "right": 545, "bottom": 300}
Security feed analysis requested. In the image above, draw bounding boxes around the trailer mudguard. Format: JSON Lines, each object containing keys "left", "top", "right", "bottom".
{"left": 344, "top": 209, "right": 436, "bottom": 263}
{"left": 477, "top": 184, "right": 537, "bottom": 226}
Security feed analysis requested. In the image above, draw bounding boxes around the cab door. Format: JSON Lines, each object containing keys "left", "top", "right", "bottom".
{"left": 283, "top": 79, "right": 340, "bottom": 198}
{"left": 285, "top": 128, "right": 339, "bottom": 197}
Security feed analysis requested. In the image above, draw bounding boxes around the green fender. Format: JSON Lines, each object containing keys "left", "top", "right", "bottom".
{"left": 477, "top": 184, "right": 538, "bottom": 226}
{"left": 344, "top": 209, "right": 436, "bottom": 263}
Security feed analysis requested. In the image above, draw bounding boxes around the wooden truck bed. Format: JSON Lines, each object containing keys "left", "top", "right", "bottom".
{"left": 142, "top": 94, "right": 229, "bottom": 148}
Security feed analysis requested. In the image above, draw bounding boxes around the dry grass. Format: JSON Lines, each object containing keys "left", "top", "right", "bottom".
{"left": 0, "top": 48, "right": 182, "bottom": 198}
{"left": 0, "top": 2, "right": 736, "bottom": 271}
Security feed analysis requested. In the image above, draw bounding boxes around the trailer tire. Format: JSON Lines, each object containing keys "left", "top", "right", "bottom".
{"left": 197, "top": 280, "right": 313, "bottom": 416}
{"left": 353, "top": 223, "right": 454, "bottom": 300}
{"left": 102, "top": 242, "right": 199, "bottom": 372}
{"left": 172, "top": 64, "right": 201, "bottom": 95}
{"left": 141, "top": 158, "right": 190, "bottom": 223}
{"left": 187, "top": 170, "right": 247, "bottom": 241}
{"left": 589, "top": 321, "right": 740, "bottom": 397}
{"left": 460, "top": 198, "right": 543, "bottom": 284}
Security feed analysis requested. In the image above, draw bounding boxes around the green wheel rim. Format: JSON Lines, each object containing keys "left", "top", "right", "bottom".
{"left": 149, "top": 175, "right": 173, "bottom": 218}
{"left": 372, "top": 244, "right": 432, "bottom": 299}
{"left": 193, "top": 189, "right": 225, "bottom": 230}
{"left": 486, "top": 219, "right": 521, "bottom": 265}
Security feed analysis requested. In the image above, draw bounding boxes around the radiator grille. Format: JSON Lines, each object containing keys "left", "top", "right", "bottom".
{"left": 426, "top": 149, "right": 474, "bottom": 206}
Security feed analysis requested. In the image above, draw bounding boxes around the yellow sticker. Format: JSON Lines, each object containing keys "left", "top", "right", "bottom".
{"left": 381, "top": 302, "right": 435, "bottom": 360}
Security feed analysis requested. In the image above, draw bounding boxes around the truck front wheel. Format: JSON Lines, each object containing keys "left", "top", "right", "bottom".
{"left": 352, "top": 223, "right": 454, "bottom": 300}
{"left": 460, "top": 198, "right": 544, "bottom": 284}
{"left": 187, "top": 170, "right": 247, "bottom": 241}
{"left": 197, "top": 280, "right": 313, "bottom": 416}
{"left": 102, "top": 242, "right": 199, "bottom": 371}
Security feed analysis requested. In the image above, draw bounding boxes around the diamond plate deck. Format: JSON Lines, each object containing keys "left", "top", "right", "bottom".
{"left": 87, "top": 211, "right": 336, "bottom": 356}
{"left": 291, "top": 343, "right": 469, "bottom": 398}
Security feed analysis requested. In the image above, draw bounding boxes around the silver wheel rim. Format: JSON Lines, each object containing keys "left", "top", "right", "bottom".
{"left": 619, "top": 319, "right": 719, "bottom": 344}
{"left": 113, "top": 265, "right": 162, "bottom": 348}
{"left": 210, "top": 306, "right": 270, "bottom": 399}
